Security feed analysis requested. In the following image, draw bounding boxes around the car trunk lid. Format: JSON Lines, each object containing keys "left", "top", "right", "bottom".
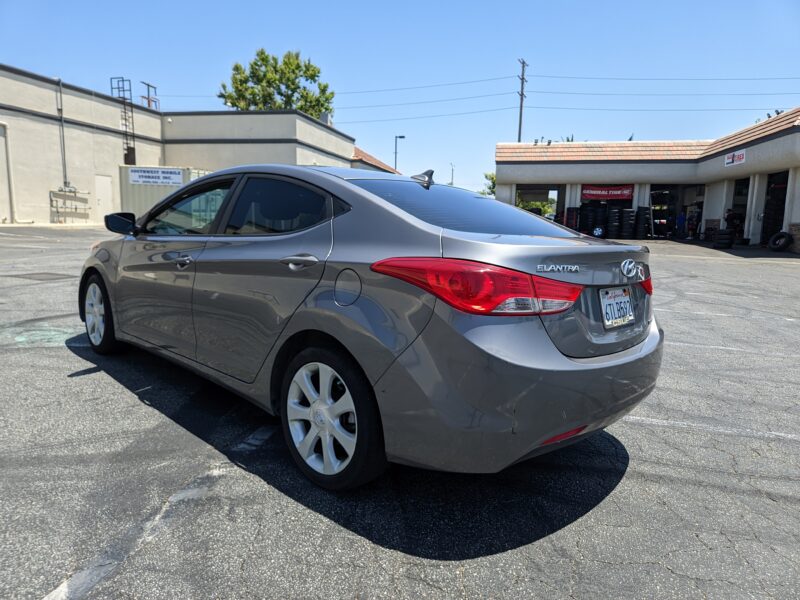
{"left": 440, "top": 230, "right": 653, "bottom": 358}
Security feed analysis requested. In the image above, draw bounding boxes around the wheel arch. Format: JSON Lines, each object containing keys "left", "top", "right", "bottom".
{"left": 269, "top": 329, "right": 376, "bottom": 416}
{"left": 78, "top": 267, "right": 102, "bottom": 322}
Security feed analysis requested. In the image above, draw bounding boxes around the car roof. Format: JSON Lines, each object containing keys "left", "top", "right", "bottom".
{"left": 308, "top": 166, "right": 408, "bottom": 181}
{"left": 193, "top": 164, "right": 414, "bottom": 184}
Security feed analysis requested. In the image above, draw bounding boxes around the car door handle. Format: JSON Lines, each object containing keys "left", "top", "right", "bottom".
{"left": 174, "top": 254, "right": 194, "bottom": 270}
{"left": 280, "top": 254, "right": 319, "bottom": 271}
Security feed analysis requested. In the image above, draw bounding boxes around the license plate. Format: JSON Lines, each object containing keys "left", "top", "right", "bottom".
{"left": 600, "top": 286, "right": 634, "bottom": 329}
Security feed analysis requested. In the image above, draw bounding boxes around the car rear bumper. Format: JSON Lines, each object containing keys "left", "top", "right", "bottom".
{"left": 374, "top": 303, "right": 663, "bottom": 473}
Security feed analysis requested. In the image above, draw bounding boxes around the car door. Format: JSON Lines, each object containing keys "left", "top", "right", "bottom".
{"left": 192, "top": 175, "right": 335, "bottom": 382}
{"left": 115, "top": 178, "right": 236, "bottom": 358}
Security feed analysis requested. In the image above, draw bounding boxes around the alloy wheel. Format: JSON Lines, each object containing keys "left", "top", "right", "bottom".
{"left": 286, "top": 362, "right": 357, "bottom": 476}
{"left": 84, "top": 282, "right": 105, "bottom": 346}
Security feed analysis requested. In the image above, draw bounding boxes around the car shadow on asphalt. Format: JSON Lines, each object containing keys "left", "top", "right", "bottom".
{"left": 67, "top": 335, "right": 629, "bottom": 561}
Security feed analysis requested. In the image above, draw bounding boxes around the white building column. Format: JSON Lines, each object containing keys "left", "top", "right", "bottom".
{"left": 637, "top": 183, "right": 651, "bottom": 207}
{"left": 745, "top": 174, "right": 768, "bottom": 243}
{"left": 565, "top": 183, "right": 580, "bottom": 208}
{"left": 782, "top": 166, "right": 798, "bottom": 230}
{"left": 495, "top": 183, "right": 515, "bottom": 205}
{"left": 722, "top": 178, "right": 735, "bottom": 213}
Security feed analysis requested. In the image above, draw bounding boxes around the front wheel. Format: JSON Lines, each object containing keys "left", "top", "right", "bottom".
{"left": 280, "top": 347, "right": 387, "bottom": 490}
{"left": 82, "top": 274, "right": 122, "bottom": 354}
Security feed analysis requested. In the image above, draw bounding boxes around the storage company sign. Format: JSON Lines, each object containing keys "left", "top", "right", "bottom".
{"left": 129, "top": 167, "right": 184, "bottom": 186}
{"left": 724, "top": 149, "right": 746, "bottom": 167}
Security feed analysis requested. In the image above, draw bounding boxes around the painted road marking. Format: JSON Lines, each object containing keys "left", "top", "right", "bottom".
{"left": 622, "top": 415, "right": 800, "bottom": 443}
{"left": 230, "top": 425, "right": 277, "bottom": 452}
{"left": 42, "top": 425, "right": 278, "bottom": 599}
{"left": 655, "top": 307, "right": 734, "bottom": 317}
{"left": 663, "top": 340, "right": 792, "bottom": 357}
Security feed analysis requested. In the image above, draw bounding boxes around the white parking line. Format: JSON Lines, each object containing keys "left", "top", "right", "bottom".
{"left": 42, "top": 425, "right": 277, "bottom": 599}
{"left": 665, "top": 340, "right": 745, "bottom": 352}
{"left": 230, "top": 425, "right": 276, "bottom": 452}
{"left": 42, "top": 466, "right": 230, "bottom": 600}
{"left": 655, "top": 307, "right": 734, "bottom": 317}
{"left": 622, "top": 415, "right": 800, "bottom": 443}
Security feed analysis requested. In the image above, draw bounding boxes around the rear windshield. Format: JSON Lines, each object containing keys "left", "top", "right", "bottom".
{"left": 351, "top": 180, "right": 577, "bottom": 237}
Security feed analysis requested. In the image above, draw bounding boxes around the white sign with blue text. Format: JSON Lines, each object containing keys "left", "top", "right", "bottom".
{"left": 129, "top": 167, "right": 184, "bottom": 186}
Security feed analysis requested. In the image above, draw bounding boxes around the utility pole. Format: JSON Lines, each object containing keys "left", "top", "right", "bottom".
{"left": 517, "top": 58, "right": 528, "bottom": 142}
{"left": 394, "top": 135, "right": 405, "bottom": 171}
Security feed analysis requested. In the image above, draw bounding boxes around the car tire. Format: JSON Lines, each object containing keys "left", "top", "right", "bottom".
{"left": 81, "top": 274, "right": 123, "bottom": 355}
{"left": 768, "top": 231, "right": 794, "bottom": 252}
{"left": 280, "top": 347, "right": 387, "bottom": 490}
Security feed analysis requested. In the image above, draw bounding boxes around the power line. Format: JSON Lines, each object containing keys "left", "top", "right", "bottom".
{"left": 529, "top": 89, "right": 800, "bottom": 97}
{"left": 337, "top": 105, "right": 791, "bottom": 124}
{"left": 336, "top": 75, "right": 517, "bottom": 95}
{"left": 337, "top": 106, "right": 518, "bottom": 124}
{"left": 160, "top": 88, "right": 800, "bottom": 101}
{"left": 525, "top": 105, "right": 793, "bottom": 112}
{"left": 336, "top": 91, "right": 516, "bottom": 110}
{"left": 531, "top": 74, "right": 800, "bottom": 81}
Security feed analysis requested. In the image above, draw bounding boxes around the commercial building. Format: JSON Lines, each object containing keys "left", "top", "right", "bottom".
{"left": 495, "top": 108, "right": 800, "bottom": 250}
{"left": 0, "top": 64, "right": 394, "bottom": 224}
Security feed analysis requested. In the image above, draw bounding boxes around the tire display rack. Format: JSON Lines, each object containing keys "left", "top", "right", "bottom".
{"left": 577, "top": 203, "right": 652, "bottom": 240}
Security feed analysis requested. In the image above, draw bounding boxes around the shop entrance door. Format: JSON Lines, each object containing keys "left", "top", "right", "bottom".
{"left": 760, "top": 171, "right": 788, "bottom": 245}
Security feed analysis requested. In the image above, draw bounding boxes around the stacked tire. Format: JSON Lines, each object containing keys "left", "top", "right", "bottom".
{"left": 579, "top": 204, "right": 596, "bottom": 234}
{"left": 565, "top": 207, "right": 579, "bottom": 230}
{"left": 713, "top": 228, "right": 735, "bottom": 249}
{"left": 607, "top": 208, "right": 621, "bottom": 239}
{"left": 635, "top": 207, "right": 649, "bottom": 239}
{"left": 620, "top": 209, "right": 637, "bottom": 239}
{"left": 594, "top": 205, "right": 608, "bottom": 238}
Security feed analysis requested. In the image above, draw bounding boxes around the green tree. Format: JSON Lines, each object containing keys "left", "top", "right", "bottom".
{"left": 480, "top": 172, "right": 496, "bottom": 196}
{"left": 218, "top": 49, "right": 334, "bottom": 118}
{"left": 516, "top": 196, "right": 555, "bottom": 215}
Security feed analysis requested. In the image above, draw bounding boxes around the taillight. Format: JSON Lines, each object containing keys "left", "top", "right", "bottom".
{"left": 370, "top": 258, "right": 584, "bottom": 316}
{"left": 640, "top": 277, "right": 653, "bottom": 295}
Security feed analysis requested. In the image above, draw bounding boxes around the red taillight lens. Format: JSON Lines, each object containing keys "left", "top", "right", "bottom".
{"left": 370, "top": 258, "right": 584, "bottom": 316}
{"left": 640, "top": 277, "right": 653, "bottom": 295}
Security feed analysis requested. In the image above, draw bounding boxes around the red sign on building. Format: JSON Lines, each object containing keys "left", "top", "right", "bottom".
{"left": 581, "top": 184, "right": 634, "bottom": 201}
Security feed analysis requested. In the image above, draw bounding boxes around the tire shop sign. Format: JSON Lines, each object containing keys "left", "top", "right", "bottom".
{"left": 581, "top": 185, "right": 634, "bottom": 201}
{"left": 724, "top": 149, "right": 746, "bottom": 167}
{"left": 128, "top": 167, "right": 184, "bottom": 186}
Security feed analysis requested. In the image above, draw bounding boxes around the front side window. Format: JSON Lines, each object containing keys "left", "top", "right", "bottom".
{"left": 144, "top": 182, "right": 232, "bottom": 235}
{"left": 224, "top": 178, "right": 330, "bottom": 235}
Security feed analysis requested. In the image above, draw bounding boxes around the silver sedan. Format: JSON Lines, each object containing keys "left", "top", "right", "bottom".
{"left": 80, "top": 165, "right": 663, "bottom": 489}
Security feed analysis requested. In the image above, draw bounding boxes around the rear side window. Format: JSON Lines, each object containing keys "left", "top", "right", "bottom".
{"left": 224, "top": 177, "right": 330, "bottom": 235}
{"left": 351, "top": 180, "right": 577, "bottom": 237}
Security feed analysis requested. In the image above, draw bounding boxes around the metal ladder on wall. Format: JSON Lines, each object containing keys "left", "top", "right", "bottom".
{"left": 110, "top": 77, "right": 136, "bottom": 165}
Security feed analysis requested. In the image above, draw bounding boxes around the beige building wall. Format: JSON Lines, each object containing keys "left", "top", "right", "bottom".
{"left": 1, "top": 66, "right": 364, "bottom": 225}
{"left": 162, "top": 111, "right": 354, "bottom": 171}
{"left": 0, "top": 65, "right": 163, "bottom": 223}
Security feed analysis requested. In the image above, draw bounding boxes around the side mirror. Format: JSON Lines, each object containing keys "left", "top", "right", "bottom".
{"left": 105, "top": 212, "right": 137, "bottom": 235}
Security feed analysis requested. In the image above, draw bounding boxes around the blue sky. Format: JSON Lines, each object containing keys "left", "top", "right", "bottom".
{"left": 2, "top": 0, "right": 799, "bottom": 190}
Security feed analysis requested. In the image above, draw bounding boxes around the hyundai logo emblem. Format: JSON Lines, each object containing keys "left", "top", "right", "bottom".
{"left": 621, "top": 259, "right": 638, "bottom": 278}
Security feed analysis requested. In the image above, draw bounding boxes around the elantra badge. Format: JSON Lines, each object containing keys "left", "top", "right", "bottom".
{"left": 537, "top": 264, "right": 580, "bottom": 273}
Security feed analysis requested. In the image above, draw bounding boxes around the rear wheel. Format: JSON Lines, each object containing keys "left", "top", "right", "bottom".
{"left": 82, "top": 274, "right": 122, "bottom": 354}
{"left": 280, "top": 347, "right": 387, "bottom": 490}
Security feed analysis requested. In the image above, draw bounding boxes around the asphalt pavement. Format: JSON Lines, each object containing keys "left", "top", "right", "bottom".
{"left": 0, "top": 227, "right": 798, "bottom": 599}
